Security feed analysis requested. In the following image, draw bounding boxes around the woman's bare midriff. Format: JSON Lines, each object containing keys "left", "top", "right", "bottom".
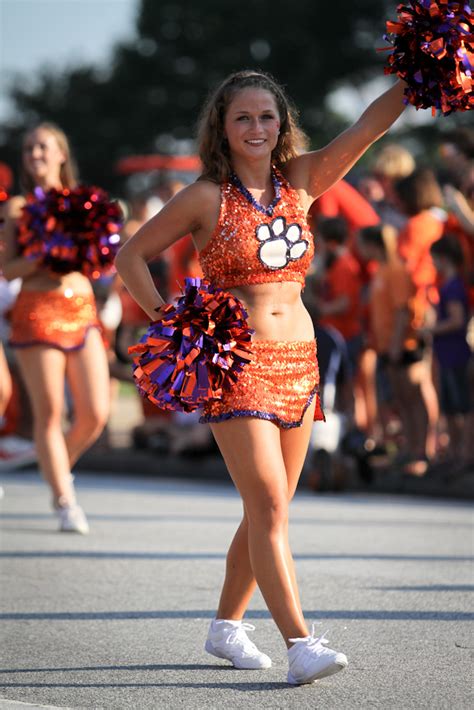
{"left": 229, "top": 281, "right": 314, "bottom": 342}
{"left": 21, "top": 270, "right": 94, "bottom": 296}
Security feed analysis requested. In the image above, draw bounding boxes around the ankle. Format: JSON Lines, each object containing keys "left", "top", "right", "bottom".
{"left": 53, "top": 474, "right": 77, "bottom": 509}
{"left": 54, "top": 496, "right": 76, "bottom": 509}
{"left": 212, "top": 617, "right": 242, "bottom": 628}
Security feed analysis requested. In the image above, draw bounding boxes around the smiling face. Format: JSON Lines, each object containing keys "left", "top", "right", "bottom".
{"left": 224, "top": 88, "right": 281, "bottom": 164}
{"left": 22, "top": 127, "right": 66, "bottom": 187}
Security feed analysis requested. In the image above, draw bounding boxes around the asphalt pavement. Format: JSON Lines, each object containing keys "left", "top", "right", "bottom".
{"left": 0, "top": 471, "right": 473, "bottom": 710}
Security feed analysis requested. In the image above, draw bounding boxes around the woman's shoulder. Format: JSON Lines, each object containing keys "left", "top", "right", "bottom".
{"left": 189, "top": 178, "right": 221, "bottom": 197}
{"left": 181, "top": 179, "right": 222, "bottom": 220}
{"left": 170, "top": 178, "right": 221, "bottom": 213}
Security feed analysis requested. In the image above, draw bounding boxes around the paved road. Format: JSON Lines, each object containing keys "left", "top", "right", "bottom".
{"left": 0, "top": 472, "right": 473, "bottom": 710}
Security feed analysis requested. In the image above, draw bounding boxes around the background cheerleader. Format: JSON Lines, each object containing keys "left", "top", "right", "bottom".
{"left": 1, "top": 122, "right": 110, "bottom": 534}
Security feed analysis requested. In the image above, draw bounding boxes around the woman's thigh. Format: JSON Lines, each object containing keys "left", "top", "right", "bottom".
{"left": 210, "top": 417, "right": 289, "bottom": 516}
{"left": 65, "top": 328, "right": 110, "bottom": 422}
{"left": 15, "top": 346, "right": 67, "bottom": 420}
{"left": 280, "top": 398, "right": 316, "bottom": 499}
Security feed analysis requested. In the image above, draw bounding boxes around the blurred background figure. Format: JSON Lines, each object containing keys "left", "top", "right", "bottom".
{"left": 1, "top": 123, "right": 110, "bottom": 533}
{"left": 315, "top": 216, "right": 363, "bottom": 425}
{"left": 395, "top": 168, "right": 445, "bottom": 461}
{"left": 420, "top": 235, "right": 473, "bottom": 472}
{"left": 0, "top": 161, "right": 36, "bottom": 471}
{"left": 361, "top": 143, "right": 416, "bottom": 231}
{"left": 308, "top": 176, "right": 381, "bottom": 451}
{"left": 358, "top": 224, "right": 430, "bottom": 476}
{"left": 116, "top": 171, "right": 213, "bottom": 456}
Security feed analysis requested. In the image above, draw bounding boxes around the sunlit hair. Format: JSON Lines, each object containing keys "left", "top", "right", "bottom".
{"left": 372, "top": 144, "right": 415, "bottom": 181}
{"left": 197, "top": 70, "right": 309, "bottom": 183}
{"left": 21, "top": 122, "right": 78, "bottom": 193}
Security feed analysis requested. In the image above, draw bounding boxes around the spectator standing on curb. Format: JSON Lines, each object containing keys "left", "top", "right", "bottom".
{"left": 421, "top": 235, "right": 473, "bottom": 471}
{"left": 358, "top": 224, "right": 430, "bottom": 475}
{"left": 316, "top": 216, "right": 363, "bottom": 421}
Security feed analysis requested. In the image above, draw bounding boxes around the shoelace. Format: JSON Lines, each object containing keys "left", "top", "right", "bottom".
{"left": 288, "top": 623, "right": 330, "bottom": 648}
{"left": 226, "top": 622, "right": 257, "bottom": 647}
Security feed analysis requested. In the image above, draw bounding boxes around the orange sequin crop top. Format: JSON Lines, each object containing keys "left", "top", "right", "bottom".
{"left": 198, "top": 168, "right": 314, "bottom": 289}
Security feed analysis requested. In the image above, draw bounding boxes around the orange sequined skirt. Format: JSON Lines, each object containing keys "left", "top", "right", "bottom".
{"left": 200, "top": 339, "right": 324, "bottom": 429}
{"left": 9, "top": 290, "right": 101, "bottom": 352}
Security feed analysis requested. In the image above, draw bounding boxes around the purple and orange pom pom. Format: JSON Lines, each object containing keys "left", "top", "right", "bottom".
{"left": 17, "top": 185, "right": 123, "bottom": 277}
{"left": 383, "top": 1, "right": 473, "bottom": 114}
{"left": 129, "top": 278, "right": 254, "bottom": 413}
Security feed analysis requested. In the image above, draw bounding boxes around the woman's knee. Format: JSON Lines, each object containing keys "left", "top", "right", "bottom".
{"left": 32, "top": 402, "right": 63, "bottom": 431}
{"left": 73, "top": 403, "right": 108, "bottom": 439}
{"left": 245, "top": 490, "right": 289, "bottom": 532}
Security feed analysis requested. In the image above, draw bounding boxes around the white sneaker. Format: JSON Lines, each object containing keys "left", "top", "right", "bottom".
{"left": 57, "top": 503, "right": 90, "bottom": 535}
{"left": 205, "top": 619, "right": 272, "bottom": 669}
{"left": 287, "top": 625, "right": 348, "bottom": 685}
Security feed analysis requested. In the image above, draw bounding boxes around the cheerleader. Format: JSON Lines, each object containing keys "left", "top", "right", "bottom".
{"left": 116, "top": 71, "right": 408, "bottom": 684}
{"left": 1, "top": 123, "right": 110, "bottom": 533}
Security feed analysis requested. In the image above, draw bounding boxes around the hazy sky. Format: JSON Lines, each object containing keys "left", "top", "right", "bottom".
{"left": 0, "top": 0, "right": 137, "bottom": 119}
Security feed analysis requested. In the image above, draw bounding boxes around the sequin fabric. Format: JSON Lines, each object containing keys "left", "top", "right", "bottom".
{"left": 199, "top": 169, "right": 314, "bottom": 289}
{"left": 9, "top": 289, "right": 100, "bottom": 351}
{"left": 200, "top": 339, "right": 324, "bottom": 428}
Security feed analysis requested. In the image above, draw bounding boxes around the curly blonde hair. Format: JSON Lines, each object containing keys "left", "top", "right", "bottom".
{"left": 21, "top": 122, "right": 78, "bottom": 193}
{"left": 197, "top": 71, "right": 308, "bottom": 183}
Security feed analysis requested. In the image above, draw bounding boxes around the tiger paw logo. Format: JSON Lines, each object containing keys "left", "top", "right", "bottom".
{"left": 256, "top": 217, "right": 308, "bottom": 270}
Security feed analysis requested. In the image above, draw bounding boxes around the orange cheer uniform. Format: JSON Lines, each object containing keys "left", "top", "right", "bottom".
{"left": 199, "top": 168, "right": 323, "bottom": 427}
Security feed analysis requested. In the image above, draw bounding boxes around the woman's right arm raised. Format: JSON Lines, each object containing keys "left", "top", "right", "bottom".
{"left": 1, "top": 196, "right": 41, "bottom": 281}
{"left": 115, "top": 181, "right": 218, "bottom": 321}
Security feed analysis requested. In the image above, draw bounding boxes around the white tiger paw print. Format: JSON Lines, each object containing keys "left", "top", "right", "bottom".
{"left": 256, "top": 216, "right": 308, "bottom": 270}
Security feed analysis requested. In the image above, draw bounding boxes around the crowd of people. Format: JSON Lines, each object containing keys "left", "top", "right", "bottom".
{"left": 1, "top": 127, "right": 473, "bottom": 487}
{"left": 307, "top": 134, "right": 474, "bottom": 478}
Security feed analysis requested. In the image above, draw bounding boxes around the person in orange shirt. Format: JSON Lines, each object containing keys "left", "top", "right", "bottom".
{"left": 358, "top": 225, "right": 430, "bottom": 475}
{"left": 314, "top": 217, "right": 363, "bottom": 424}
{"left": 395, "top": 169, "right": 444, "bottom": 459}
{"left": 310, "top": 182, "right": 381, "bottom": 440}
{"left": 309, "top": 179, "right": 380, "bottom": 242}
{"left": 317, "top": 217, "right": 363, "bottom": 366}
{"left": 395, "top": 168, "right": 446, "bottom": 326}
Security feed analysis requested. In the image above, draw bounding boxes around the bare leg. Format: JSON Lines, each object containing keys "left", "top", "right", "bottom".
{"left": 357, "top": 348, "right": 380, "bottom": 440}
{"left": 212, "top": 407, "right": 315, "bottom": 645}
{"left": 277, "top": 401, "right": 316, "bottom": 623}
{"left": 216, "top": 401, "right": 315, "bottom": 623}
{"left": 15, "top": 331, "right": 109, "bottom": 502}
{"left": 64, "top": 329, "right": 110, "bottom": 465}
{"left": 15, "top": 346, "right": 74, "bottom": 502}
{"left": 0, "top": 343, "right": 12, "bottom": 417}
{"left": 389, "top": 364, "right": 428, "bottom": 461}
